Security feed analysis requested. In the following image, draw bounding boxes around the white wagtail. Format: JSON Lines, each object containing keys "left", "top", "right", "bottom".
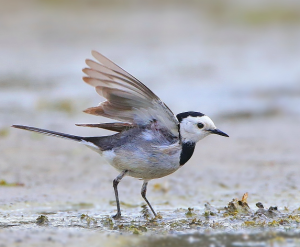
{"left": 12, "top": 51, "right": 229, "bottom": 219}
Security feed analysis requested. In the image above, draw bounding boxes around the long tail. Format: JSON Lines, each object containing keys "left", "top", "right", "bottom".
{"left": 12, "top": 125, "right": 104, "bottom": 151}
{"left": 12, "top": 125, "right": 83, "bottom": 142}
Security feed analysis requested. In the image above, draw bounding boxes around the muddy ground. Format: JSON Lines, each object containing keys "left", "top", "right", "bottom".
{"left": 1, "top": 0, "right": 300, "bottom": 246}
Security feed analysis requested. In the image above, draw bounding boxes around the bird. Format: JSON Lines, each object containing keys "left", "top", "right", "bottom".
{"left": 12, "top": 51, "right": 229, "bottom": 219}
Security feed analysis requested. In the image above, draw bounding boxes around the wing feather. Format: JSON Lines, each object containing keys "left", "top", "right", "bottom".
{"left": 76, "top": 122, "right": 135, "bottom": 132}
{"left": 82, "top": 51, "right": 179, "bottom": 137}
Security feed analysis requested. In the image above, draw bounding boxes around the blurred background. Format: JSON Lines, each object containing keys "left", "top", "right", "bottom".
{"left": 1, "top": 0, "right": 300, "bottom": 243}
{"left": 1, "top": 0, "right": 300, "bottom": 125}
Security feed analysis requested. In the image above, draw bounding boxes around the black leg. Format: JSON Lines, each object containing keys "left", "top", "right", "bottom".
{"left": 112, "top": 170, "right": 128, "bottom": 219}
{"left": 141, "top": 181, "right": 157, "bottom": 217}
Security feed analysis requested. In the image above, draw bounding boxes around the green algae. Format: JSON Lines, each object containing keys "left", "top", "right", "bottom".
{"left": 0, "top": 179, "right": 24, "bottom": 187}
{"left": 185, "top": 207, "right": 196, "bottom": 218}
{"left": 80, "top": 214, "right": 97, "bottom": 226}
{"left": 0, "top": 128, "right": 9, "bottom": 138}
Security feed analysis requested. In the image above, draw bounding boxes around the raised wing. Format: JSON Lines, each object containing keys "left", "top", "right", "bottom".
{"left": 82, "top": 51, "right": 179, "bottom": 137}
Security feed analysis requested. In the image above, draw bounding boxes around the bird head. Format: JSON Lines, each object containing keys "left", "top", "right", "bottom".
{"left": 176, "top": 111, "right": 229, "bottom": 144}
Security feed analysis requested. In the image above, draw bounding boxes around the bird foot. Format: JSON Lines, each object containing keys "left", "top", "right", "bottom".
{"left": 112, "top": 213, "right": 122, "bottom": 220}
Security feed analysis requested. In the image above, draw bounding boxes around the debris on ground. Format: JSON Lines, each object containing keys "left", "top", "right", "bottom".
{"left": 185, "top": 207, "right": 197, "bottom": 217}
{"left": 204, "top": 202, "right": 218, "bottom": 217}
{"left": 224, "top": 192, "right": 251, "bottom": 215}
{"left": 255, "top": 202, "right": 280, "bottom": 218}
{"left": 36, "top": 215, "right": 49, "bottom": 226}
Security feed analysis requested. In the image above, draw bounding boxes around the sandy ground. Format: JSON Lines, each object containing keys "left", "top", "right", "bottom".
{"left": 1, "top": 0, "right": 300, "bottom": 246}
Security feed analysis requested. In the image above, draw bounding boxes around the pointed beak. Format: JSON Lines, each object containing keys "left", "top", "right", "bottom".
{"left": 209, "top": 128, "right": 229, "bottom": 137}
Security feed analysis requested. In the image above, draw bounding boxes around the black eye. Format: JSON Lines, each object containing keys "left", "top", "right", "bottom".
{"left": 197, "top": 123, "right": 204, "bottom": 129}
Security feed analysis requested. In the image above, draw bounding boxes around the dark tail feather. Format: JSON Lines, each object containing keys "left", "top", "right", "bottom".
{"left": 11, "top": 125, "right": 83, "bottom": 142}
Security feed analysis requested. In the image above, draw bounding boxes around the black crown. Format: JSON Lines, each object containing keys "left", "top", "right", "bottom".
{"left": 176, "top": 111, "right": 205, "bottom": 122}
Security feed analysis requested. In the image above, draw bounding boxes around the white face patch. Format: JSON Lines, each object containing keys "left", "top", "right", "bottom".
{"left": 179, "top": 115, "right": 216, "bottom": 143}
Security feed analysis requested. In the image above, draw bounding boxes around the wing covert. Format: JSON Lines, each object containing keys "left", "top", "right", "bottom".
{"left": 82, "top": 51, "right": 179, "bottom": 137}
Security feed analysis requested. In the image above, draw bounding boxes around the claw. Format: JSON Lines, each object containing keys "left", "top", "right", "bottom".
{"left": 112, "top": 213, "right": 122, "bottom": 219}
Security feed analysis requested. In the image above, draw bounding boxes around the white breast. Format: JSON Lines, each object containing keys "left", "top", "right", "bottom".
{"left": 102, "top": 150, "right": 116, "bottom": 163}
{"left": 101, "top": 142, "right": 182, "bottom": 180}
